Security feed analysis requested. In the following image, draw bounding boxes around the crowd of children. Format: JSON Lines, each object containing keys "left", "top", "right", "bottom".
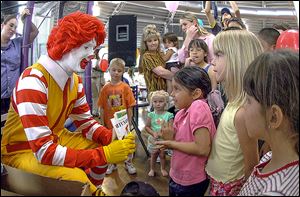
{"left": 51, "top": 9, "right": 300, "bottom": 197}
{"left": 130, "top": 5, "right": 298, "bottom": 196}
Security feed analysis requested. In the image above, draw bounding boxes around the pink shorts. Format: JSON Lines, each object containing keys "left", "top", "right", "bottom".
{"left": 209, "top": 176, "right": 245, "bottom": 196}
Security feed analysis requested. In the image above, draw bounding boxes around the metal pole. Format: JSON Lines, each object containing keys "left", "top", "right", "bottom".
{"left": 85, "top": 1, "right": 93, "bottom": 110}
{"left": 20, "top": 1, "right": 35, "bottom": 73}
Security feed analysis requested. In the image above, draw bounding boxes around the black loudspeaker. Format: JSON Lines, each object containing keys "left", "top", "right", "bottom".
{"left": 108, "top": 15, "right": 137, "bottom": 67}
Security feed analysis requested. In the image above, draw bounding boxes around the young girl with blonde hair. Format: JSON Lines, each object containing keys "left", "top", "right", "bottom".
{"left": 205, "top": 29, "right": 263, "bottom": 196}
{"left": 145, "top": 90, "right": 174, "bottom": 177}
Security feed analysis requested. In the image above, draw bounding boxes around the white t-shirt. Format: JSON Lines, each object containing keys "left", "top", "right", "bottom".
{"left": 164, "top": 47, "right": 179, "bottom": 63}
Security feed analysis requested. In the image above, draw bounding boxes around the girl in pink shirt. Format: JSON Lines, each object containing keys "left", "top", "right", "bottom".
{"left": 156, "top": 66, "right": 216, "bottom": 196}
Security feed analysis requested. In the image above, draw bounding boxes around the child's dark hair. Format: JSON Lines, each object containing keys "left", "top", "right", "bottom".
{"left": 258, "top": 27, "right": 280, "bottom": 46}
{"left": 188, "top": 39, "right": 209, "bottom": 63}
{"left": 162, "top": 32, "right": 178, "bottom": 48}
{"left": 226, "top": 17, "right": 246, "bottom": 29}
{"left": 174, "top": 66, "right": 211, "bottom": 98}
{"left": 272, "top": 22, "right": 291, "bottom": 31}
{"left": 243, "top": 49, "right": 299, "bottom": 153}
{"left": 120, "top": 181, "right": 160, "bottom": 196}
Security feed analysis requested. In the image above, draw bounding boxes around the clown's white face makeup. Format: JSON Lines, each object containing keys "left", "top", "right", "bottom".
{"left": 57, "top": 39, "right": 97, "bottom": 76}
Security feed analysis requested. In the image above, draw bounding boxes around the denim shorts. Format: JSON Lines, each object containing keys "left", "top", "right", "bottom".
{"left": 169, "top": 177, "right": 209, "bottom": 196}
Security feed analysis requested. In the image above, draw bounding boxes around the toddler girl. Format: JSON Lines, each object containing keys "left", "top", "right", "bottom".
{"left": 145, "top": 90, "right": 174, "bottom": 177}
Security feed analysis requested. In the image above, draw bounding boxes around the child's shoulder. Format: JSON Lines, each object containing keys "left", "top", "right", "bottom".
{"left": 165, "top": 111, "right": 174, "bottom": 118}
{"left": 147, "top": 111, "right": 156, "bottom": 118}
{"left": 191, "top": 99, "right": 209, "bottom": 109}
{"left": 101, "top": 82, "right": 110, "bottom": 89}
{"left": 168, "top": 47, "right": 178, "bottom": 52}
{"left": 188, "top": 100, "right": 212, "bottom": 119}
{"left": 121, "top": 81, "right": 132, "bottom": 88}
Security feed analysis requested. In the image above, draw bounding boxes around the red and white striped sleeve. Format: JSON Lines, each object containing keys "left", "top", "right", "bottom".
{"left": 70, "top": 76, "right": 112, "bottom": 146}
{"left": 13, "top": 68, "right": 108, "bottom": 168}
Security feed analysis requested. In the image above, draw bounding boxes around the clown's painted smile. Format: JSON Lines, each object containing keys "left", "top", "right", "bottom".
{"left": 80, "top": 55, "right": 95, "bottom": 69}
{"left": 58, "top": 39, "right": 97, "bottom": 75}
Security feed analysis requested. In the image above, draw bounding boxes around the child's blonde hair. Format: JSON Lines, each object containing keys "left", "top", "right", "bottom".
{"left": 109, "top": 58, "right": 126, "bottom": 70}
{"left": 148, "top": 90, "right": 170, "bottom": 111}
{"left": 213, "top": 29, "right": 263, "bottom": 106}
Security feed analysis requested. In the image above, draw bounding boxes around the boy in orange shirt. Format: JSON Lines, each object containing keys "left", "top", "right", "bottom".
{"left": 98, "top": 58, "right": 137, "bottom": 175}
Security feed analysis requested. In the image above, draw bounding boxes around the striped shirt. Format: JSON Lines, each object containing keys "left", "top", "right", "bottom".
{"left": 2, "top": 55, "right": 112, "bottom": 168}
{"left": 141, "top": 51, "right": 167, "bottom": 93}
{"left": 238, "top": 151, "right": 299, "bottom": 196}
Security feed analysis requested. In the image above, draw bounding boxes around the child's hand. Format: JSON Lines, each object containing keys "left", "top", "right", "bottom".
{"left": 155, "top": 140, "right": 172, "bottom": 150}
{"left": 161, "top": 120, "right": 174, "bottom": 140}
{"left": 157, "top": 131, "right": 163, "bottom": 138}
{"left": 153, "top": 132, "right": 159, "bottom": 139}
{"left": 185, "top": 57, "right": 196, "bottom": 66}
{"left": 185, "top": 57, "right": 192, "bottom": 66}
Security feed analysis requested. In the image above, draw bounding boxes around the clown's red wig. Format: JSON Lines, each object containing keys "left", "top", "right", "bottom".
{"left": 47, "top": 11, "right": 106, "bottom": 60}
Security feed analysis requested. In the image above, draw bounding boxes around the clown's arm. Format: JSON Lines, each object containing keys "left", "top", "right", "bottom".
{"left": 14, "top": 71, "right": 134, "bottom": 169}
{"left": 68, "top": 76, "right": 113, "bottom": 145}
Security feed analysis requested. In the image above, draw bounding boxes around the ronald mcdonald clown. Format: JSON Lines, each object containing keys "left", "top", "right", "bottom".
{"left": 1, "top": 11, "right": 135, "bottom": 195}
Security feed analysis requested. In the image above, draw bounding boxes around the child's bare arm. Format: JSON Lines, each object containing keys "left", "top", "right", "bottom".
{"left": 127, "top": 107, "right": 133, "bottom": 130}
{"left": 208, "top": 66, "right": 218, "bottom": 90}
{"left": 145, "top": 117, "right": 156, "bottom": 137}
{"left": 99, "top": 107, "right": 104, "bottom": 125}
{"left": 235, "top": 107, "right": 259, "bottom": 179}
{"left": 158, "top": 127, "right": 211, "bottom": 157}
{"left": 161, "top": 48, "right": 175, "bottom": 62}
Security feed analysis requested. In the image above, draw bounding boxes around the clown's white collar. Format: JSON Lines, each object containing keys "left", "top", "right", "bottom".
{"left": 38, "top": 55, "right": 74, "bottom": 91}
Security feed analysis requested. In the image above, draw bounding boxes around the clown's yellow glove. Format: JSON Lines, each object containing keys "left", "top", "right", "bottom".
{"left": 103, "top": 132, "right": 135, "bottom": 164}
